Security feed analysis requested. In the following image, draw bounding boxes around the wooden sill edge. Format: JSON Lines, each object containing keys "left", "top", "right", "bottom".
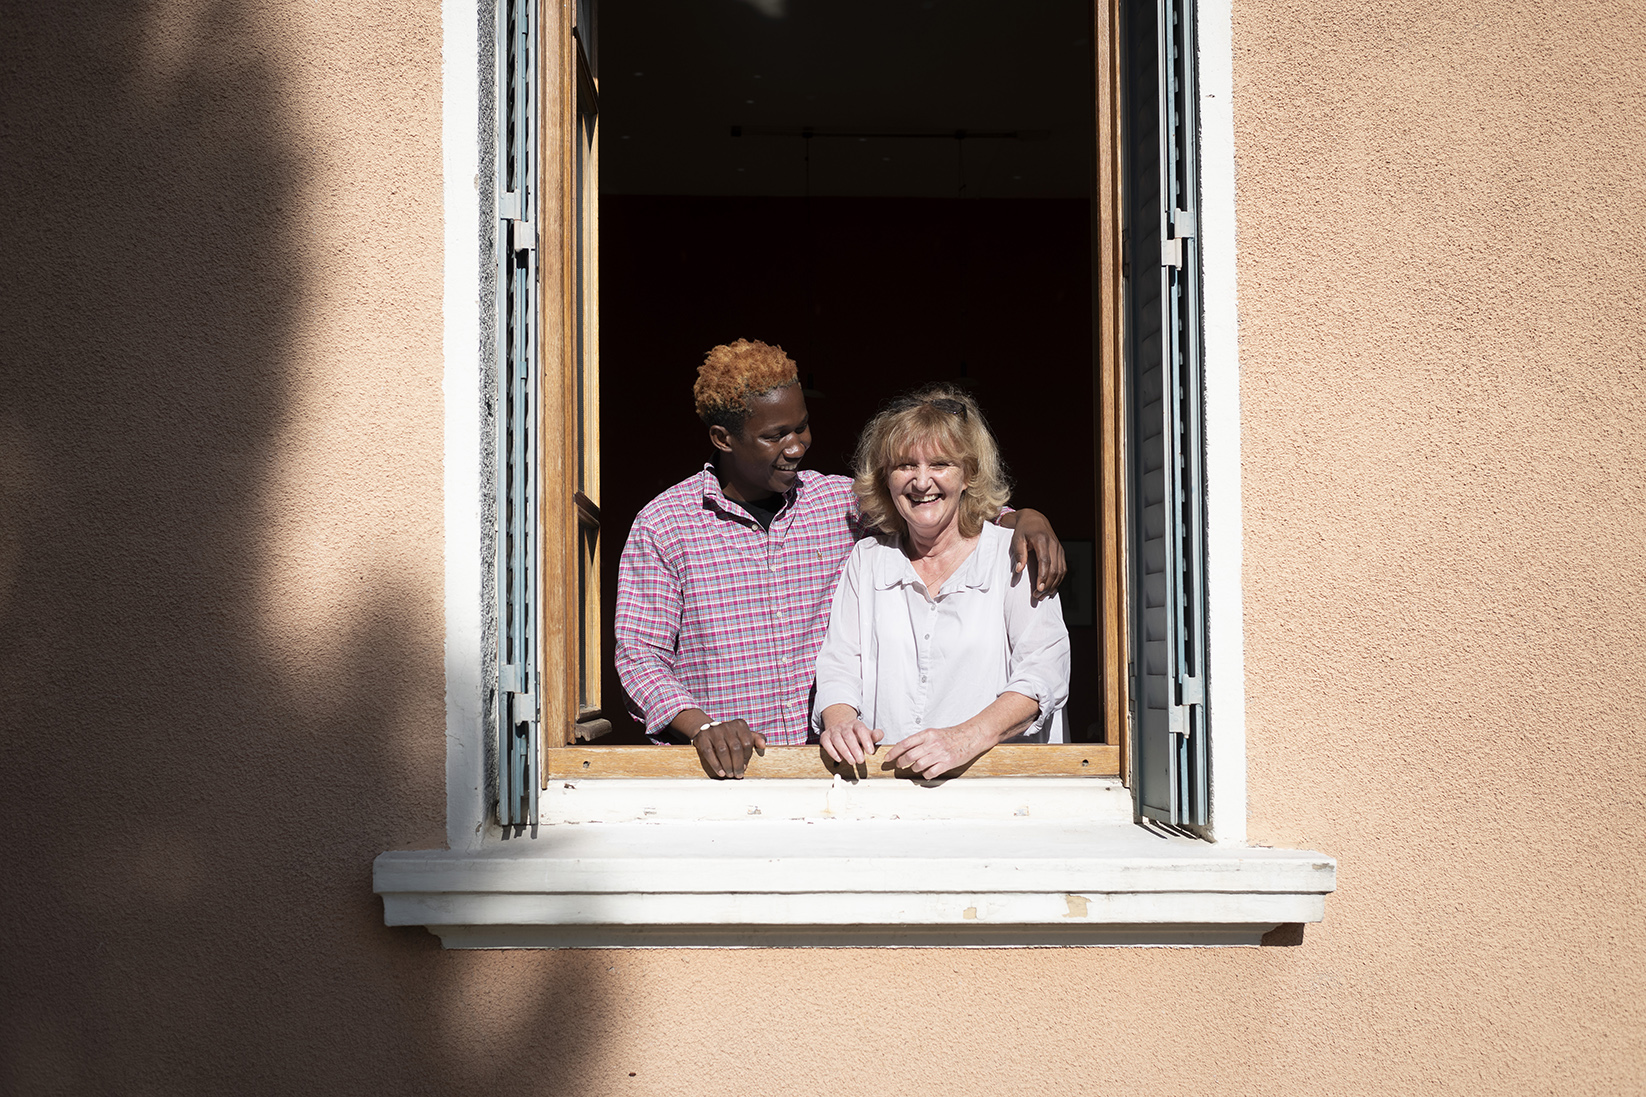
{"left": 544, "top": 743, "right": 1120, "bottom": 780}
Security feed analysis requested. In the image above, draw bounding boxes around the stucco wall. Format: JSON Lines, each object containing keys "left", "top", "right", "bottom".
{"left": 2, "top": 1, "right": 1641, "bottom": 1095}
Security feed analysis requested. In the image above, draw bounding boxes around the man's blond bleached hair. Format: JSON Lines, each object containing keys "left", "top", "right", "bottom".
{"left": 693, "top": 339, "right": 800, "bottom": 434}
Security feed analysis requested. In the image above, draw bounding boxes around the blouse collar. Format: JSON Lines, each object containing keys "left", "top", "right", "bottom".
{"left": 871, "top": 525, "right": 1002, "bottom": 595}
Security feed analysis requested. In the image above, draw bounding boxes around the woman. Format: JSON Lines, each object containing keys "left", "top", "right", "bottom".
{"left": 812, "top": 386, "right": 1070, "bottom": 778}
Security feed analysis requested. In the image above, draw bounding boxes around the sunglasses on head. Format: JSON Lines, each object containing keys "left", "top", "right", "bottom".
{"left": 889, "top": 395, "right": 968, "bottom": 420}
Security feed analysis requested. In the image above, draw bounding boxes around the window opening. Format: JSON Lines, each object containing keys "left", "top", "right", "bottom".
{"left": 595, "top": 1, "right": 1114, "bottom": 771}
{"left": 499, "top": 0, "right": 1209, "bottom": 792}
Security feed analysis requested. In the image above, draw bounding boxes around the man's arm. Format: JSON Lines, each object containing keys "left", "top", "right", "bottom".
{"left": 996, "top": 508, "right": 1067, "bottom": 596}
{"left": 613, "top": 521, "right": 699, "bottom": 737}
{"left": 613, "top": 520, "right": 765, "bottom": 778}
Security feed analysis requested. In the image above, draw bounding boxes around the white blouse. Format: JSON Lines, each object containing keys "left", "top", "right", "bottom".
{"left": 812, "top": 522, "right": 1071, "bottom": 744}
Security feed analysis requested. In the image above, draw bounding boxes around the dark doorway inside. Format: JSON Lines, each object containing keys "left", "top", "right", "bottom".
{"left": 597, "top": 0, "right": 1101, "bottom": 743}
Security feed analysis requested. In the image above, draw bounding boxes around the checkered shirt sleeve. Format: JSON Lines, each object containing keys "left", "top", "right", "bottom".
{"left": 614, "top": 469, "right": 862, "bottom": 746}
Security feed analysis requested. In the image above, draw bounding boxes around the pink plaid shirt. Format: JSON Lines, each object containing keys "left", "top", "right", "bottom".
{"left": 615, "top": 465, "right": 864, "bottom": 745}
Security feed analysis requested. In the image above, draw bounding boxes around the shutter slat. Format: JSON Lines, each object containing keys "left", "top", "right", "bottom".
{"left": 498, "top": 0, "right": 540, "bottom": 827}
{"left": 1127, "top": 0, "right": 1207, "bottom": 828}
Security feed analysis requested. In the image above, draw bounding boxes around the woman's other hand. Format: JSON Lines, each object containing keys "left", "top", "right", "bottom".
{"left": 1002, "top": 508, "right": 1066, "bottom": 596}
{"left": 882, "top": 692, "right": 1043, "bottom": 778}
{"left": 820, "top": 704, "right": 883, "bottom": 765}
{"left": 881, "top": 724, "right": 998, "bottom": 779}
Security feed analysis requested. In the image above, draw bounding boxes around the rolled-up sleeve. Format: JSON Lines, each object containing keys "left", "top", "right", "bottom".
{"left": 1001, "top": 575, "right": 1071, "bottom": 729}
{"left": 811, "top": 544, "right": 866, "bottom": 729}
{"left": 613, "top": 520, "right": 698, "bottom": 737}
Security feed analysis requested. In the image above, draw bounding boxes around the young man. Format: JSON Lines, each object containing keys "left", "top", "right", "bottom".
{"left": 614, "top": 339, "right": 1065, "bottom": 778}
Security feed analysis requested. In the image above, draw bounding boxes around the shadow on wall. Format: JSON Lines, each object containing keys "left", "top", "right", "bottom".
{"left": 0, "top": 4, "right": 610, "bottom": 1093}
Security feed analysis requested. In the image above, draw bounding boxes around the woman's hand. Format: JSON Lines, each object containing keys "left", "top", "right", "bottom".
{"left": 881, "top": 723, "right": 998, "bottom": 779}
{"left": 881, "top": 692, "right": 1043, "bottom": 778}
{"left": 819, "top": 704, "right": 883, "bottom": 765}
{"left": 1000, "top": 508, "right": 1066, "bottom": 597}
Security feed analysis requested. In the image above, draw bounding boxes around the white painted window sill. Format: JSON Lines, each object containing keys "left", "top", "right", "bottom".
{"left": 374, "top": 778, "right": 1336, "bottom": 947}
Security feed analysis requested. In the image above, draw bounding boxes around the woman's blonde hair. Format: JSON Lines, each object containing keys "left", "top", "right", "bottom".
{"left": 852, "top": 384, "right": 1012, "bottom": 539}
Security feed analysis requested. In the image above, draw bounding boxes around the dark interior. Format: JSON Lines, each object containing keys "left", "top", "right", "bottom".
{"left": 597, "top": 0, "right": 1101, "bottom": 742}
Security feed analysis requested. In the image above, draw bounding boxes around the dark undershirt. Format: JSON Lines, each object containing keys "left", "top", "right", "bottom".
{"left": 735, "top": 490, "right": 783, "bottom": 530}
{"left": 713, "top": 461, "right": 785, "bottom": 530}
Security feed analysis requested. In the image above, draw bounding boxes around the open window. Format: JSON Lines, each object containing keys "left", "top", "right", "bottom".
{"left": 498, "top": 0, "right": 1207, "bottom": 823}
{"left": 375, "top": 0, "right": 1335, "bottom": 947}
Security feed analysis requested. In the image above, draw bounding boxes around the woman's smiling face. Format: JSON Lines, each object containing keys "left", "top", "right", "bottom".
{"left": 887, "top": 440, "right": 968, "bottom": 540}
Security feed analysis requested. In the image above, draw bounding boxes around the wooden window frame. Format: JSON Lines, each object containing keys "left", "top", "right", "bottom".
{"left": 530, "top": 0, "right": 1128, "bottom": 784}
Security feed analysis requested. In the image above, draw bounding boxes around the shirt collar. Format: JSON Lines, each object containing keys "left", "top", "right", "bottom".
{"left": 698, "top": 461, "right": 804, "bottom": 518}
{"left": 871, "top": 528, "right": 998, "bottom": 595}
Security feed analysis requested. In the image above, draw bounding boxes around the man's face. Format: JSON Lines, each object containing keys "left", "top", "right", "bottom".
{"left": 710, "top": 383, "right": 811, "bottom": 501}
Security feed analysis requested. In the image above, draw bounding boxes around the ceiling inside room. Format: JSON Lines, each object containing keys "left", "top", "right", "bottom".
{"left": 598, "top": 0, "right": 1096, "bottom": 198}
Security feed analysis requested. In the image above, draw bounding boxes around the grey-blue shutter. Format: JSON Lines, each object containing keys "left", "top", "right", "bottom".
{"left": 1126, "top": 0, "right": 1207, "bottom": 827}
{"left": 498, "top": 0, "right": 540, "bottom": 827}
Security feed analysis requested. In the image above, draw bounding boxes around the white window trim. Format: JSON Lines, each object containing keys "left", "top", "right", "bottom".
{"left": 379, "top": 0, "right": 1334, "bottom": 947}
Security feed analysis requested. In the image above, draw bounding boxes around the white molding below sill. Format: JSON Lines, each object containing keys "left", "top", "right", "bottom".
{"left": 375, "top": 811, "right": 1336, "bottom": 949}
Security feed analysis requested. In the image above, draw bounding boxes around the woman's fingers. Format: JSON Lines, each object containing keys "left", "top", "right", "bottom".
{"left": 853, "top": 721, "right": 881, "bottom": 763}
{"left": 822, "top": 722, "right": 875, "bottom": 765}
{"left": 820, "top": 730, "right": 843, "bottom": 764}
{"left": 885, "top": 727, "right": 976, "bottom": 778}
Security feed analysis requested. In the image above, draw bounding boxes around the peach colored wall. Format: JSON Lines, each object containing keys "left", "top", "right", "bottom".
{"left": 2, "top": 3, "right": 1642, "bottom": 1097}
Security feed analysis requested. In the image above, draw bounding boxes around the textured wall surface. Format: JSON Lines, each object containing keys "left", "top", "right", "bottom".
{"left": 2, "top": 1, "right": 1642, "bottom": 1095}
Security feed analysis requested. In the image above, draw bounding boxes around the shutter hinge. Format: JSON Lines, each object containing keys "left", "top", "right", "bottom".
{"left": 510, "top": 219, "right": 536, "bottom": 254}
{"left": 501, "top": 663, "right": 537, "bottom": 723}
{"left": 509, "top": 692, "right": 537, "bottom": 725}
{"left": 1161, "top": 209, "right": 1196, "bottom": 268}
{"left": 1179, "top": 675, "right": 1204, "bottom": 707}
{"left": 498, "top": 192, "right": 535, "bottom": 254}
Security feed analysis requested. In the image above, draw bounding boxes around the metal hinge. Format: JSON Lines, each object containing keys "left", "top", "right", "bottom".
{"left": 1179, "top": 674, "right": 1204, "bottom": 707}
{"left": 500, "top": 663, "right": 537, "bottom": 723}
{"left": 509, "top": 692, "right": 537, "bottom": 724}
{"left": 498, "top": 192, "right": 535, "bottom": 254}
{"left": 510, "top": 219, "right": 536, "bottom": 254}
{"left": 1161, "top": 208, "right": 1196, "bottom": 268}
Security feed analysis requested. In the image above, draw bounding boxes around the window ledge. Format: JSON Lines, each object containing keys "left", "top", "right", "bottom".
{"left": 376, "top": 781, "right": 1335, "bottom": 947}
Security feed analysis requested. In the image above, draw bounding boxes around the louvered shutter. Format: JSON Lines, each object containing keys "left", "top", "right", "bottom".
{"left": 498, "top": 0, "right": 541, "bottom": 827}
{"left": 1126, "top": 0, "right": 1207, "bottom": 827}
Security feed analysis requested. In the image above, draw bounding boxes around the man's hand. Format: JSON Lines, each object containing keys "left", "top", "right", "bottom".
{"left": 1000, "top": 508, "right": 1066, "bottom": 597}
{"left": 672, "top": 708, "right": 766, "bottom": 778}
{"left": 819, "top": 704, "right": 884, "bottom": 766}
{"left": 881, "top": 723, "right": 996, "bottom": 780}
